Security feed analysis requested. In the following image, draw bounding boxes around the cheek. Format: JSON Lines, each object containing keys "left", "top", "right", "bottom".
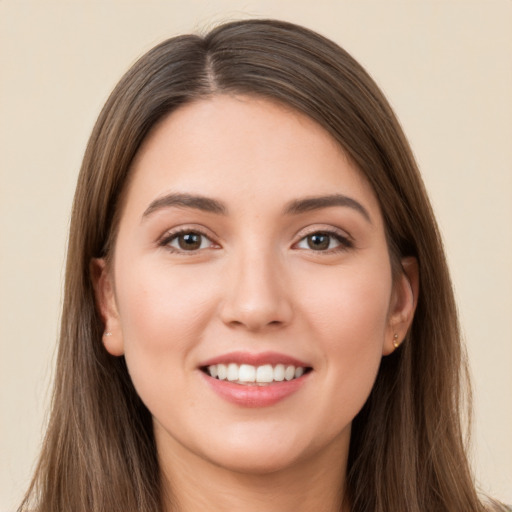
{"left": 115, "top": 258, "right": 216, "bottom": 343}
{"left": 113, "top": 259, "right": 221, "bottom": 391}
{"left": 112, "top": 258, "right": 225, "bottom": 422}
{"left": 296, "top": 258, "right": 392, "bottom": 407}
{"left": 301, "top": 257, "right": 392, "bottom": 343}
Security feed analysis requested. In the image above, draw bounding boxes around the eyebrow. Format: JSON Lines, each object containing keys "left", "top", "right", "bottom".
{"left": 142, "top": 192, "right": 371, "bottom": 223}
{"left": 284, "top": 194, "right": 372, "bottom": 223}
{"left": 142, "top": 193, "right": 227, "bottom": 219}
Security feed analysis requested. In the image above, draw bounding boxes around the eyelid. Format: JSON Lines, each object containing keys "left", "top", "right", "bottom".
{"left": 293, "top": 224, "right": 353, "bottom": 243}
{"left": 158, "top": 225, "right": 220, "bottom": 252}
{"left": 292, "top": 225, "right": 354, "bottom": 252}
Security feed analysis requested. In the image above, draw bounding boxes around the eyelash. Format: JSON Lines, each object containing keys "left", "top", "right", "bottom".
{"left": 294, "top": 229, "right": 354, "bottom": 253}
{"left": 159, "top": 228, "right": 218, "bottom": 254}
{"left": 158, "top": 228, "right": 354, "bottom": 254}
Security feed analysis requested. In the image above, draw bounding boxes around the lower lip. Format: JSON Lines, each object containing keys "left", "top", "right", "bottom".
{"left": 201, "top": 372, "right": 310, "bottom": 408}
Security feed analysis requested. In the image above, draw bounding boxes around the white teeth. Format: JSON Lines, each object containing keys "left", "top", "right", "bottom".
{"left": 227, "top": 363, "right": 239, "bottom": 381}
{"left": 284, "top": 365, "right": 295, "bottom": 381}
{"left": 217, "top": 364, "right": 227, "bottom": 380}
{"left": 274, "top": 364, "right": 285, "bottom": 382}
{"left": 238, "top": 364, "right": 256, "bottom": 382}
{"left": 256, "top": 364, "right": 274, "bottom": 383}
{"left": 206, "top": 363, "right": 308, "bottom": 383}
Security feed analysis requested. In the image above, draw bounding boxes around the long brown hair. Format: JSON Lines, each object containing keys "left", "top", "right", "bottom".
{"left": 19, "top": 19, "right": 504, "bottom": 512}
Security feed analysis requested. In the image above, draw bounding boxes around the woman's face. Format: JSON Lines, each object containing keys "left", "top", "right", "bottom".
{"left": 96, "top": 95, "right": 415, "bottom": 475}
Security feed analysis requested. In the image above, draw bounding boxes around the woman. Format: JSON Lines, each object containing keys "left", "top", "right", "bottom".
{"left": 18, "top": 18, "right": 508, "bottom": 512}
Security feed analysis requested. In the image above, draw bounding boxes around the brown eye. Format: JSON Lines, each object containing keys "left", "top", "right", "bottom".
{"left": 306, "top": 233, "right": 331, "bottom": 250}
{"left": 178, "top": 232, "right": 202, "bottom": 250}
{"left": 295, "top": 231, "right": 352, "bottom": 252}
{"left": 166, "top": 231, "right": 211, "bottom": 251}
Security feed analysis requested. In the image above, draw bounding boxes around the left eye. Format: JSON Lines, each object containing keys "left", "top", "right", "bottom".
{"left": 166, "top": 231, "right": 213, "bottom": 251}
{"left": 296, "top": 232, "right": 346, "bottom": 251}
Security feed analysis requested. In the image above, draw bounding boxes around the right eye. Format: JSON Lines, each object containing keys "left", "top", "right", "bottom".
{"left": 294, "top": 230, "right": 353, "bottom": 253}
{"left": 163, "top": 230, "right": 216, "bottom": 252}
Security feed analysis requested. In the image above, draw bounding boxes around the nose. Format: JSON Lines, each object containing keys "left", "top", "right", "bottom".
{"left": 219, "top": 251, "right": 293, "bottom": 332}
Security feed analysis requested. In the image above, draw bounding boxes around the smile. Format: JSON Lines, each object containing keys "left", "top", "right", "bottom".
{"left": 198, "top": 352, "right": 313, "bottom": 407}
{"left": 203, "top": 363, "right": 310, "bottom": 385}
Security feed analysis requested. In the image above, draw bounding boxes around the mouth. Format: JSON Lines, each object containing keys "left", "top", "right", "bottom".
{"left": 197, "top": 351, "right": 313, "bottom": 406}
{"left": 200, "top": 363, "right": 313, "bottom": 385}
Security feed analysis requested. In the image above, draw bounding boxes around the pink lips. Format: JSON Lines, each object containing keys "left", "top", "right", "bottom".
{"left": 199, "top": 351, "right": 309, "bottom": 368}
{"left": 198, "top": 351, "right": 312, "bottom": 408}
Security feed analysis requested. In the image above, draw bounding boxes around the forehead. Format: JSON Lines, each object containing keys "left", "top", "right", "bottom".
{"left": 124, "top": 94, "right": 382, "bottom": 222}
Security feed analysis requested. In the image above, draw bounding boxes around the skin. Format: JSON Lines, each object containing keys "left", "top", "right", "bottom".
{"left": 93, "top": 95, "right": 417, "bottom": 512}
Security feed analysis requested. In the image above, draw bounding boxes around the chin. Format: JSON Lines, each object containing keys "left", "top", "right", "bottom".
{"left": 203, "top": 442, "right": 307, "bottom": 476}
{"left": 193, "top": 421, "right": 345, "bottom": 476}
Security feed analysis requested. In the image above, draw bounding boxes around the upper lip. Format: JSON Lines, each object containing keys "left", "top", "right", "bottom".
{"left": 199, "top": 351, "right": 311, "bottom": 368}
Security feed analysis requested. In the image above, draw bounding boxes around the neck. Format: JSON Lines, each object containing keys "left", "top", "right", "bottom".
{"left": 158, "top": 435, "right": 349, "bottom": 512}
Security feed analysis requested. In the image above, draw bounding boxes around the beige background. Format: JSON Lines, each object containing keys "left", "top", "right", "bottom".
{"left": 1, "top": 1, "right": 511, "bottom": 509}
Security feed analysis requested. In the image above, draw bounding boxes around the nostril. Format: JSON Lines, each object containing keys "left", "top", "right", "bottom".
{"left": 219, "top": 279, "right": 294, "bottom": 330}
{"left": 226, "top": 318, "right": 285, "bottom": 331}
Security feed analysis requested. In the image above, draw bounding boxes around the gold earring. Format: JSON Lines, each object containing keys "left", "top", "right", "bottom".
{"left": 393, "top": 333, "right": 400, "bottom": 349}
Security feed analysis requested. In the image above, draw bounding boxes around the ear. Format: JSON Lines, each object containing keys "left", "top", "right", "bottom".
{"left": 90, "top": 258, "right": 125, "bottom": 356}
{"left": 382, "top": 257, "right": 419, "bottom": 355}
